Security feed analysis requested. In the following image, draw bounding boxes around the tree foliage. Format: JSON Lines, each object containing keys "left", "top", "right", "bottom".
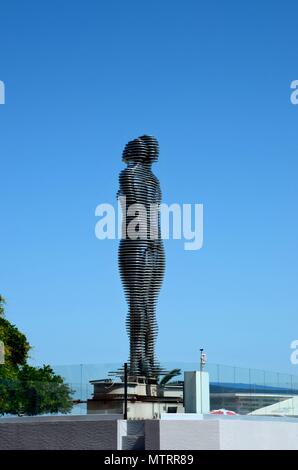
{"left": 159, "top": 368, "right": 181, "bottom": 386}
{"left": 0, "top": 316, "right": 30, "bottom": 366}
{"left": 0, "top": 295, "right": 5, "bottom": 317}
{"left": 0, "top": 296, "right": 73, "bottom": 415}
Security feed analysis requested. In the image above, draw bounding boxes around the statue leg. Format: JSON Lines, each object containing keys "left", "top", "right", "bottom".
{"left": 142, "top": 245, "right": 155, "bottom": 376}
{"left": 119, "top": 241, "right": 147, "bottom": 376}
{"left": 145, "top": 243, "right": 165, "bottom": 376}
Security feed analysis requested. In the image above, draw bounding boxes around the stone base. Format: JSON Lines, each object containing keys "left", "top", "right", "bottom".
{"left": 87, "top": 377, "right": 184, "bottom": 419}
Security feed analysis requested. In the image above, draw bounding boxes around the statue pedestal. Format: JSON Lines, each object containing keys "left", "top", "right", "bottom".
{"left": 87, "top": 377, "right": 184, "bottom": 419}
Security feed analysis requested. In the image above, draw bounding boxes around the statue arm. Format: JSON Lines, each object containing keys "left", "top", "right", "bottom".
{"left": 153, "top": 176, "right": 162, "bottom": 204}
{"left": 118, "top": 168, "right": 141, "bottom": 203}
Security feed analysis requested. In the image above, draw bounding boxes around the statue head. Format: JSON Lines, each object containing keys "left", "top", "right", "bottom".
{"left": 122, "top": 135, "right": 159, "bottom": 163}
{"left": 139, "top": 135, "right": 159, "bottom": 162}
{"left": 122, "top": 138, "right": 148, "bottom": 163}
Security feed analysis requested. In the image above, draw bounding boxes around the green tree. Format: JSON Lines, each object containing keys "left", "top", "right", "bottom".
{"left": 0, "top": 296, "right": 73, "bottom": 415}
{"left": 0, "top": 295, "right": 5, "bottom": 317}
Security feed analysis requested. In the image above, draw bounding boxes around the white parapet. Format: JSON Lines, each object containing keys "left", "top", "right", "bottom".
{"left": 184, "top": 371, "right": 210, "bottom": 414}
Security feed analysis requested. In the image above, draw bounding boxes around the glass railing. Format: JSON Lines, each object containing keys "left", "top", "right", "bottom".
{"left": 1, "top": 362, "right": 298, "bottom": 417}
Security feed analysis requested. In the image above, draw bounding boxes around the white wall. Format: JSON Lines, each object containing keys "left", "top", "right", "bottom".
{"left": 145, "top": 417, "right": 298, "bottom": 450}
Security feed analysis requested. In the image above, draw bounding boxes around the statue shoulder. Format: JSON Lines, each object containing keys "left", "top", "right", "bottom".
{"left": 150, "top": 171, "right": 160, "bottom": 186}
{"left": 119, "top": 168, "right": 131, "bottom": 182}
{"left": 119, "top": 167, "right": 135, "bottom": 178}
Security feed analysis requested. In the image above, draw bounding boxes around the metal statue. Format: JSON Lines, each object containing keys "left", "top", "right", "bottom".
{"left": 118, "top": 135, "right": 165, "bottom": 378}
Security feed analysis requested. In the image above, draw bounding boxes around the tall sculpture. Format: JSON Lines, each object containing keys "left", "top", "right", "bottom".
{"left": 118, "top": 135, "right": 165, "bottom": 378}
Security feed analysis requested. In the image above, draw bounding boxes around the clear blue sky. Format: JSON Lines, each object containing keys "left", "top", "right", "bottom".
{"left": 0, "top": 0, "right": 297, "bottom": 374}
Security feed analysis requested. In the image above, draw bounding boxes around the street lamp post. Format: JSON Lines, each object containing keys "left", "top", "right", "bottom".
{"left": 200, "top": 348, "right": 207, "bottom": 413}
{"left": 124, "top": 362, "right": 128, "bottom": 420}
